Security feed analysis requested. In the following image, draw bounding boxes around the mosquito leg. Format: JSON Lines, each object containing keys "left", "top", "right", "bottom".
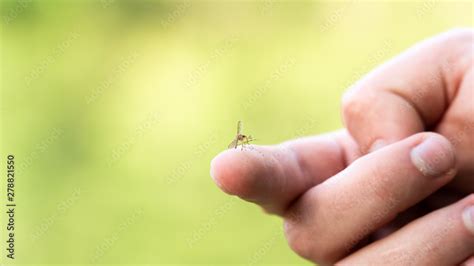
{"left": 242, "top": 138, "right": 250, "bottom": 151}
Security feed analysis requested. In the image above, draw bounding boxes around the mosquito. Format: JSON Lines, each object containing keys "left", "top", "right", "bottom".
{"left": 228, "top": 121, "right": 255, "bottom": 150}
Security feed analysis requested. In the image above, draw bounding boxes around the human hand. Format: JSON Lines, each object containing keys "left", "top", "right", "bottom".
{"left": 210, "top": 29, "right": 473, "bottom": 265}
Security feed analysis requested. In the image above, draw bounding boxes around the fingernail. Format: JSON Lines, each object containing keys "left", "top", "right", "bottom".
{"left": 410, "top": 136, "right": 455, "bottom": 177}
{"left": 462, "top": 205, "right": 474, "bottom": 235}
{"left": 369, "top": 139, "right": 387, "bottom": 153}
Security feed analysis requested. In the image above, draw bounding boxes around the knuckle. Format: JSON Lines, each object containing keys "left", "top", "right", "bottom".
{"left": 341, "top": 87, "right": 364, "bottom": 123}
{"left": 283, "top": 220, "right": 307, "bottom": 255}
{"left": 284, "top": 220, "right": 336, "bottom": 264}
{"left": 341, "top": 87, "right": 359, "bottom": 119}
{"left": 285, "top": 231, "right": 313, "bottom": 261}
{"left": 341, "top": 86, "right": 377, "bottom": 127}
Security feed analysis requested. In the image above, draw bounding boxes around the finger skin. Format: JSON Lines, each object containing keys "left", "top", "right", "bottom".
{"left": 338, "top": 194, "right": 474, "bottom": 266}
{"left": 462, "top": 256, "right": 474, "bottom": 266}
{"left": 283, "top": 132, "right": 456, "bottom": 264}
{"left": 210, "top": 130, "right": 358, "bottom": 215}
{"left": 435, "top": 67, "right": 474, "bottom": 192}
{"left": 342, "top": 28, "right": 473, "bottom": 153}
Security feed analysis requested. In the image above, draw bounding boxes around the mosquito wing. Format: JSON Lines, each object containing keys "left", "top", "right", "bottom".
{"left": 236, "top": 120, "right": 242, "bottom": 135}
{"left": 228, "top": 138, "right": 238, "bottom": 149}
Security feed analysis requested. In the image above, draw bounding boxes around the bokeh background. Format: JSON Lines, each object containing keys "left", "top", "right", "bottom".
{"left": 0, "top": 0, "right": 472, "bottom": 264}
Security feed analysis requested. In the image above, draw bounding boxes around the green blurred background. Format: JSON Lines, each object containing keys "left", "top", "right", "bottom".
{"left": 0, "top": 0, "right": 472, "bottom": 264}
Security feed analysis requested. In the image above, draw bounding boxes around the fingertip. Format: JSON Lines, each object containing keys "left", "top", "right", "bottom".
{"left": 210, "top": 149, "right": 235, "bottom": 195}
{"left": 409, "top": 132, "right": 457, "bottom": 177}
{"left": 210, "top": 155, "right": 225, "bottom": 192}
{"left": 210, "top": 148, "right": 261, "bottom": 197}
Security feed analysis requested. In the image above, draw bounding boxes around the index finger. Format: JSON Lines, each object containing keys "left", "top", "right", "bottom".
{"left": 342, "top": 29, "right": 473, "bottom": 153}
